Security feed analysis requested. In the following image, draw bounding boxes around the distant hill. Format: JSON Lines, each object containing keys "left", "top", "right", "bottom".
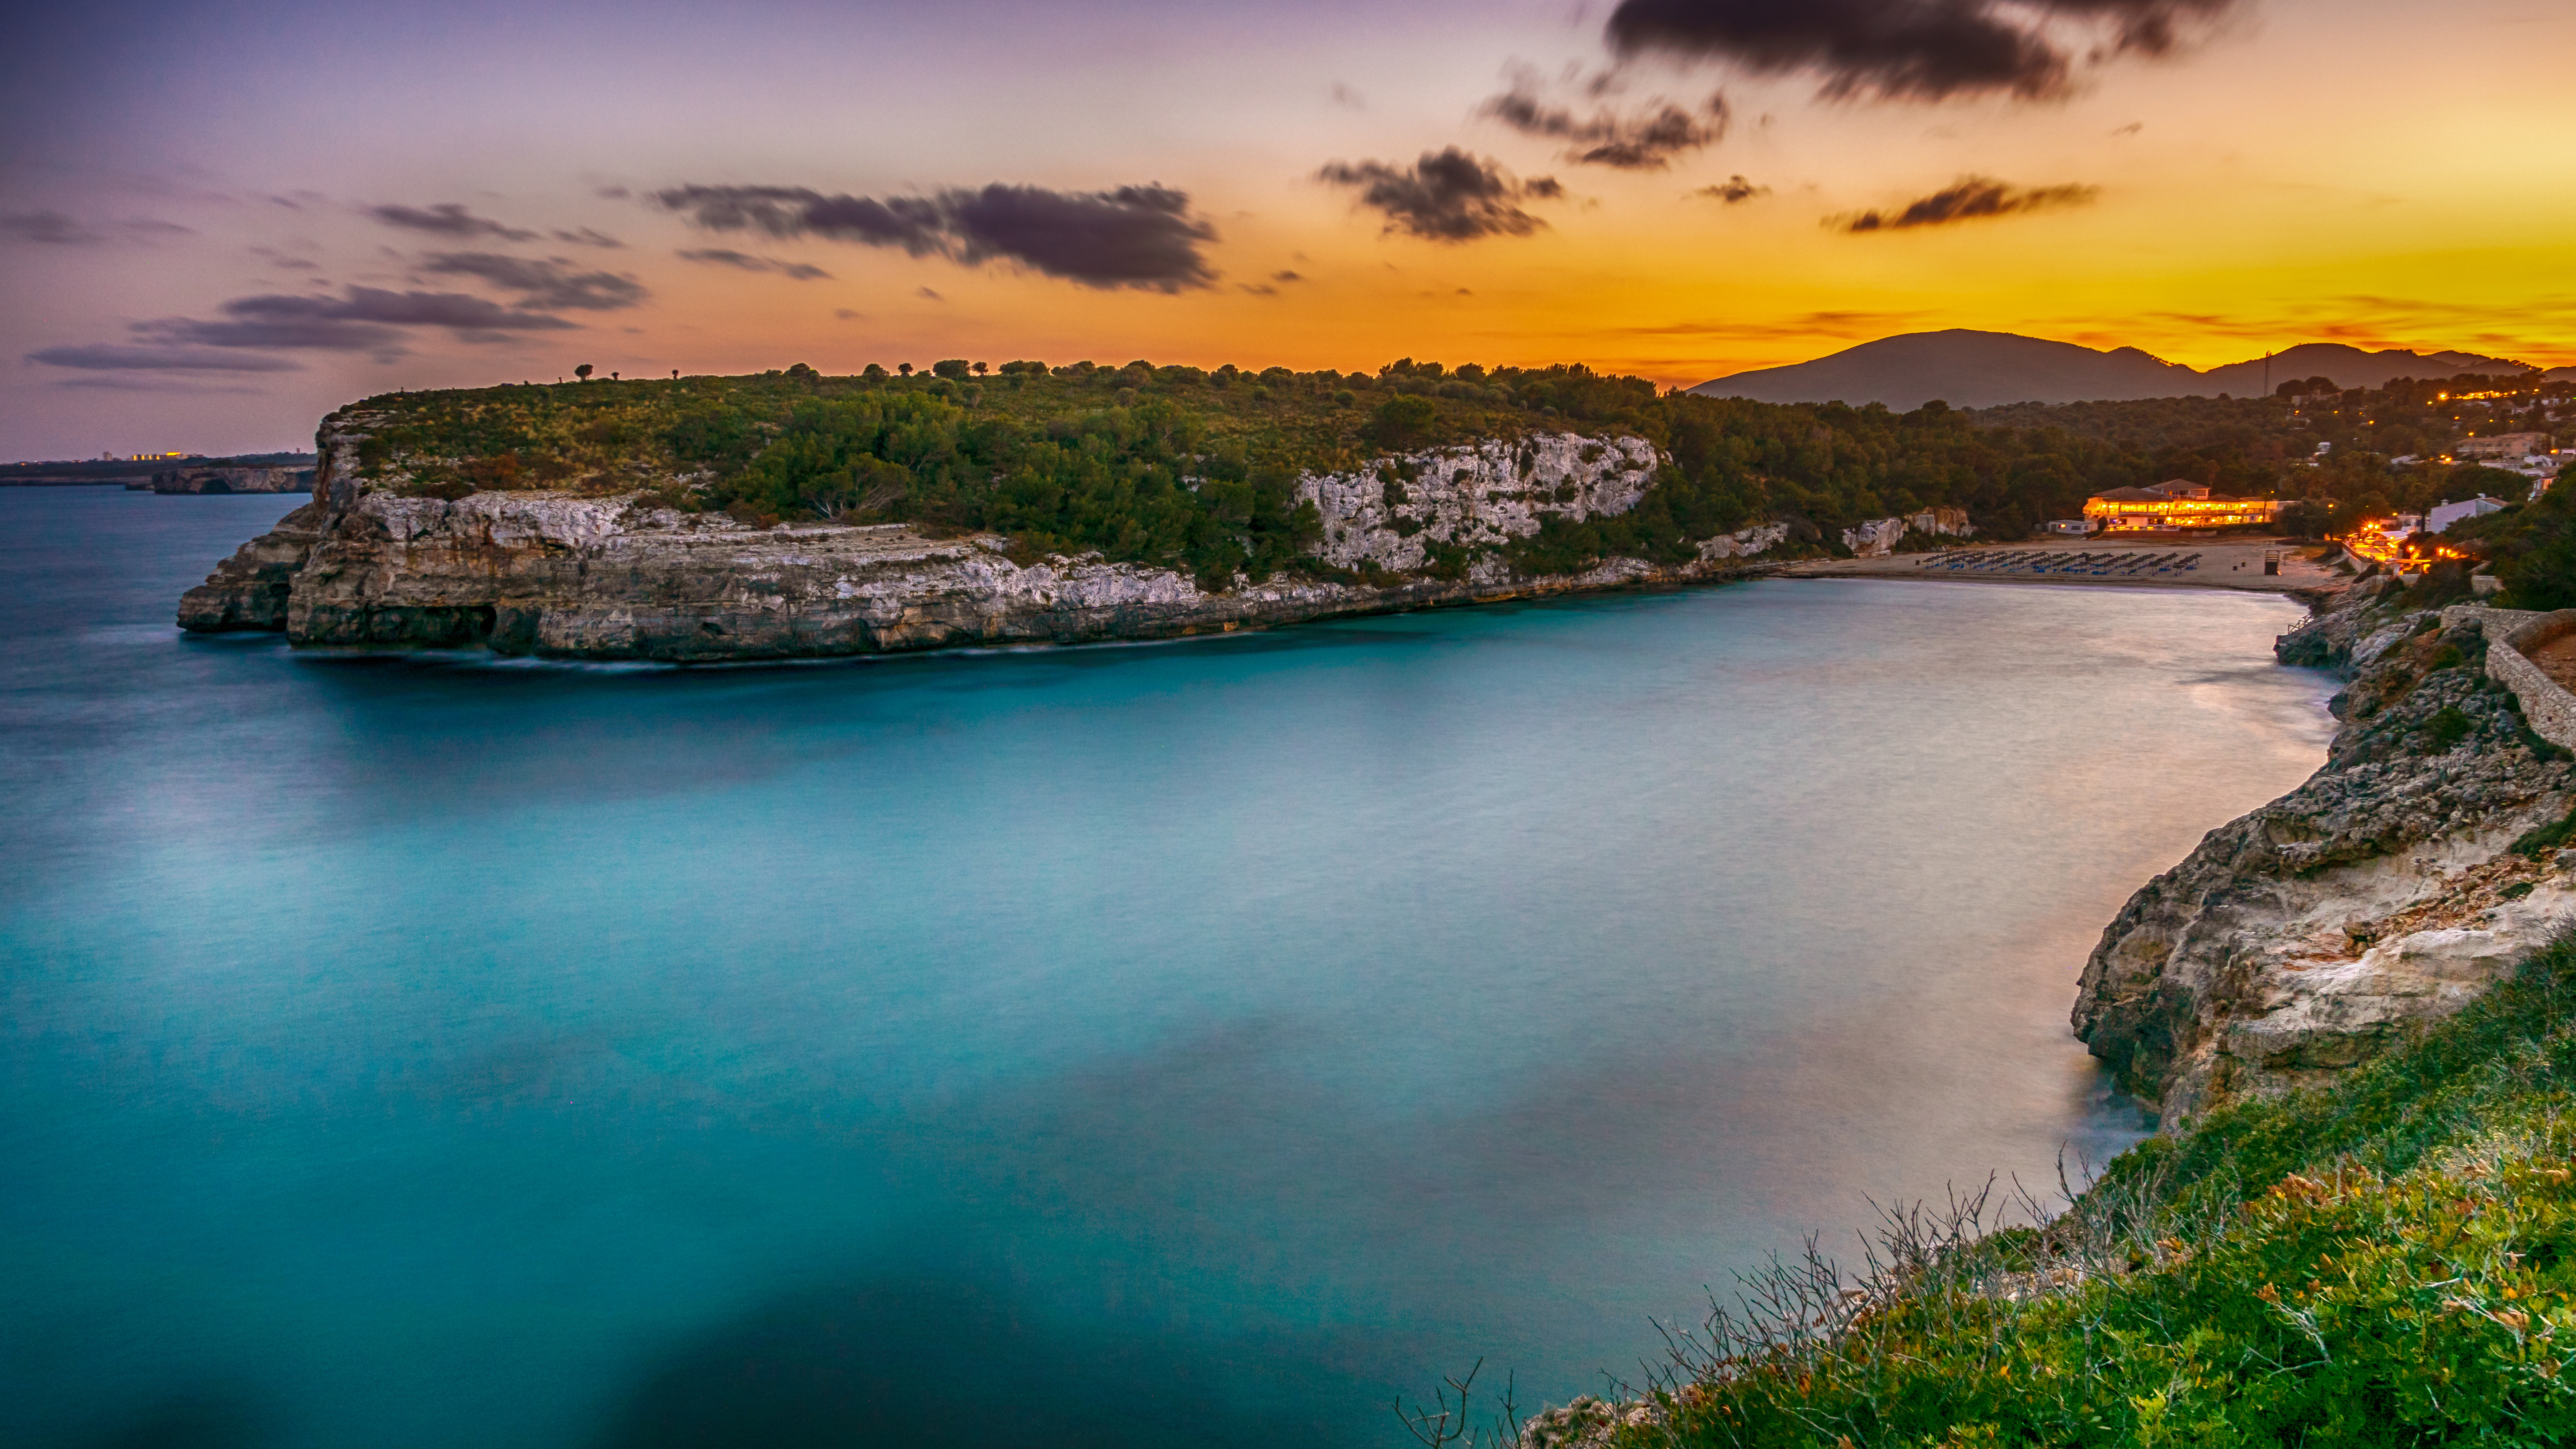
{"left": 1691, "top": 330, "right": 2528, "bottom": 409}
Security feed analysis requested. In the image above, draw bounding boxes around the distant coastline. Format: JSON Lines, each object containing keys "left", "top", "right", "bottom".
{"left": 1780, "top": 537, "right": 2349, "bottom": 597}
{"left": 0, "top": 453, "right": 317, "bottom": 491}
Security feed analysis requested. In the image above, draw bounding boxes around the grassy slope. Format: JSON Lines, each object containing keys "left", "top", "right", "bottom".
{"left": 1557, "top": 936, "right": 2576, "bottom": 1446}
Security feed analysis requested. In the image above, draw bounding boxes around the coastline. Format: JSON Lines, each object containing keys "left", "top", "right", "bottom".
{"left": 1516, "top": 583, "right": 2576, "bottom": 1445}
{"left": 1780, "top": 537, "right": 2347, "bottom": 596}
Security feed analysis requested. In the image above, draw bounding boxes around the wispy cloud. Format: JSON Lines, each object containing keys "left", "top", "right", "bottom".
{"left": 1483, "top": 86, "right": 1728, "bottom": 170}
{"left": 1614, "top": 309, "right": 1934, "bottom": 340}
{"left": 418, "top": 252, "right": 648, "bottom": 309}
{"left": 111, "top": 287, "right": 579, "bottom": 358}
{"left": 27, "top": 343, "right": 305, "bottom": 372}
{"left": 675, "top": 248, "right": 832, "bottom": 280}
{"left": 1836, "top": 177, "right": 2097, "bottom": 232}
{"left": 368, "top": 202, "right": 538, "bottom": 241}
{"left": 1, "top": 210, "right": 101, "bottom": 244}
{"left": 1692, "top": 175, "right": 1769, "bottom": 204}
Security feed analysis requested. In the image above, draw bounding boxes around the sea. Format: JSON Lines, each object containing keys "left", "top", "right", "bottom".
{"left": 0, "top": 488, "right": 2338, "bottom": 1448}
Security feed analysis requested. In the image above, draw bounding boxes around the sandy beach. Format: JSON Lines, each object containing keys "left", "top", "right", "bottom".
{"left": 1781, "top": 538, "right": 2349, "bottom": 595}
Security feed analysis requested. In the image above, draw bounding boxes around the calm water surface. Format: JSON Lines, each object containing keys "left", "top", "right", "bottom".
{"left": 1, "top": 490, "right": 2336, "bottom": 1448}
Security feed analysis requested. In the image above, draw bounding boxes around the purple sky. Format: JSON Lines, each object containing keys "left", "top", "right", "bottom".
{"left": 6, "top": 0, "right": 2572, "bottom": 460}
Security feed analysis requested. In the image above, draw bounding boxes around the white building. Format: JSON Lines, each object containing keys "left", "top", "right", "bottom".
{"left": 2427, "top": 496, "right": 2505, "bottom": 534}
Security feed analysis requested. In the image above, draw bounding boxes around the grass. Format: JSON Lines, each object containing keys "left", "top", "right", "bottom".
{"left": 1489, "top": 934, "right": 2576, "bottom": 1447}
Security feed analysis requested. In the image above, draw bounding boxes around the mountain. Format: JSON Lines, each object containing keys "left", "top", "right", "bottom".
{"left": 1690, "top": 329, "right": 2528, "bottom": 409}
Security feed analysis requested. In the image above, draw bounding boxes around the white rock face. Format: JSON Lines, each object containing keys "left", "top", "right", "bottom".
{"left": 1699, "top": 522, "right": 1793, "bottom": 561}
{"left": 183, "top": 421, "right": 1800, "bottom": 660}
{"left": 2075, "top": 598, "right": 2576, "bottom": 1125}
{"left": 1298, "top": 433, "right": 1659, "bottom": 572}
{"left": 1841, "top": 507, "right": 1973, "bottom": 558}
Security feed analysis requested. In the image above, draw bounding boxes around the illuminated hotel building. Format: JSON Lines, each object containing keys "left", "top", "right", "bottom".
{"left": 2083, "top": 479, "right": 2283, "bottom": 533}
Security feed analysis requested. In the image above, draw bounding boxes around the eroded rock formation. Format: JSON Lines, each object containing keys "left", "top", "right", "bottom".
{"left": 180, "top": 417, "right": 1799, "bottom": 660}
{"left": 2074, "top": 590, "right": 2576, "bottom": 1125}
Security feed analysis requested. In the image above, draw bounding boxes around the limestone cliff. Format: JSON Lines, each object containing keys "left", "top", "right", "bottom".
{"left": 1841, "top": 506, "right": 1974, "bottom": 558}
{"left": 180, "top": 416, "right": 1797, "bottom": 660}
{"left": 2073, "top": 588, "right": 2576, "bottom": 1125}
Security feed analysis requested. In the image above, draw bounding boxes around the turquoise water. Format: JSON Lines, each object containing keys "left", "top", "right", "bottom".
{"left": 2, "top": 490, "right": 2337, "bottom": 1448}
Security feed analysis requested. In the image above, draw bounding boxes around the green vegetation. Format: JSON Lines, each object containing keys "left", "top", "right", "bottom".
{"left": 1504, "top": 935, "right": 2576, "bottom": 1446}
{"left": 334, "top": 359, "right": 2576, "bottom": 590}
{"left": 1982, "top": 373, "right": 2575, "bottom": 541}
{"left": 2447, "top": 481, "right": 2576, "bottom": 610}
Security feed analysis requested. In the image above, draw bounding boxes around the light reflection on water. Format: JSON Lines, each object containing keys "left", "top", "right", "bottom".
{"left": 0, "top": 491, "right": 2336, "bottom": 1448}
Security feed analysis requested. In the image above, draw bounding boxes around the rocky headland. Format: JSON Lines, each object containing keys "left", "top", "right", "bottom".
{"left": 2073, "top": 584, "right": 2576, "bottom": 1126}
{"left": 180, "top": 411, "right": 1887, "bottom": 660}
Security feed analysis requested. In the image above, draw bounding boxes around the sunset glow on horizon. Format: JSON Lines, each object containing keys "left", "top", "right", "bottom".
{"left": 6, "top": 0, "right": 2574, "bottom": 458}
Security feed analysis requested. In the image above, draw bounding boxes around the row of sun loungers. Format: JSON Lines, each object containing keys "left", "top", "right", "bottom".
{"left": 1916, "top": 549, "right": 2203, "bottom": 578}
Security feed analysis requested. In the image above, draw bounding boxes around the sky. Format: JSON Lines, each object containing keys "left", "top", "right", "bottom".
{"left": 4, "top": 0, "right": 2574, "bottom": 459}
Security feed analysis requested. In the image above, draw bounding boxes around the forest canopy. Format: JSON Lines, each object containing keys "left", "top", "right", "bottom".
{"left": 335, "top": 359, "right": 2566, "bottom": 588}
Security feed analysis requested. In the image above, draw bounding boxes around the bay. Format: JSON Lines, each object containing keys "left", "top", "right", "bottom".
{"left": 0, "top": 489, "right": 2336, "bottom": 1447}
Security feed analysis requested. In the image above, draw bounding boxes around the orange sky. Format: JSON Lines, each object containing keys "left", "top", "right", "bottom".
{"left": 4, "top": 0, "right": 2573, "bottom": 457}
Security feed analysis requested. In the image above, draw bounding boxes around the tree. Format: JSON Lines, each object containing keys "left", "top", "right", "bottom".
{"left": 897, "top": 363, "right": 913, "bottom": 377}
{"left": 971, "top": 361, "right": 989, "bottom": 376}
{"left": 1366, "top": 394, "right": 1439, "bottom": 450}
{"left": 933, "top": 359, "right": 970, "bottom": 380}
{"left": 574, "top": 364, "right": 594, "bottom": 382}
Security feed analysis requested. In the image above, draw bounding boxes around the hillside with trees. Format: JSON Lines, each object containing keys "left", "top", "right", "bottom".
{"left": 333, "top": 358, "right": 2574, "bottom": 589}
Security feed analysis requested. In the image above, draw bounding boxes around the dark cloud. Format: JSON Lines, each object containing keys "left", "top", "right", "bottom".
{"left": 915, "top": 287, "right": 945, "bottom": 301}
{"left": 1838, "top": 175, "right": 2098, "bottom": 231}
{"left": 1314, "top": 148, "right": 1562, "bottom": 242}
{"left": 137, "top": 287, "right": 577, "bottom": 352}
{"left": 1694, "top": 174, "right": 1769, "bottom": 203}
{"left": 1271, "top": 270, "right": 1304, "bottom": 282}
{"left": 1603, "top": 0, "right": 2243, "bottom": 101}
{"left": 651, "top": 182, "right": 1218, "bottom": 292}
{"left": 675, "top": 248, "right": 833, "bottom": 280}
{"left": 368, "top": 202, "right": 539, "bottom": 241}
{"left": 419, "top": 251, "right": 648, "bottom": 309}
{"left": 27, "top": 343, "right": 304, "bottom": 372}
{"left": 1, "top": 210, "right": 101, "bottom": 244}
{"left": 1484, "top": 88, "right": 1728, "bottom": 170}
{"left": 554, "top": 227, "right": 625, "bottom": 248}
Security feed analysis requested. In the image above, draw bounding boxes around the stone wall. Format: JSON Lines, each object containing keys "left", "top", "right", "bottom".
{"left": 2484, "top": 608, "right": 2576, "bottom": 751}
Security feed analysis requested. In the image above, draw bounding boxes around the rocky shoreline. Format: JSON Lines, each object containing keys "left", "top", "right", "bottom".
{"left": 179, "top": 419, "right": 1820, "bottom": 661}
{"left": 2073, "top": 584, "right": 2576, "bottom": 1127}
{"left": 1515, "top": 582, "right": 2576, "bottom": 1446}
